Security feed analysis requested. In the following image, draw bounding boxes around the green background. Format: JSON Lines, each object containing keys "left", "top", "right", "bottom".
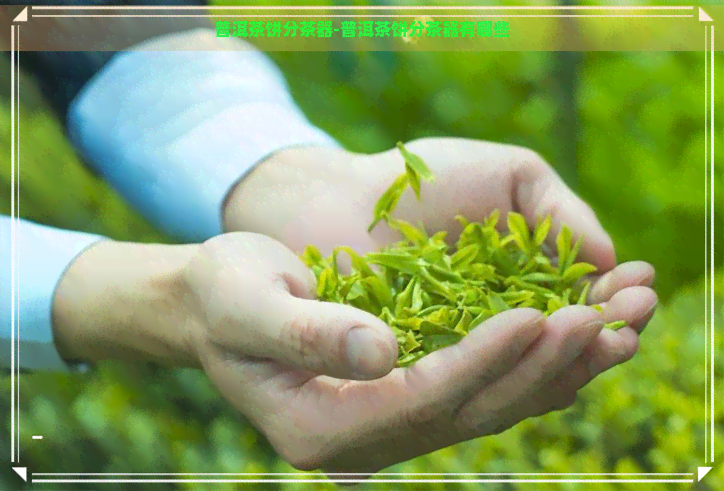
{"left": 1, "top": 0, "right": 724, "bottom": 489}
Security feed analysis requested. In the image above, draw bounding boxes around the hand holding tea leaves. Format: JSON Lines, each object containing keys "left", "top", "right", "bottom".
{"left": 303, "top": 143, "right": 627, "bottom": 367}
{"left": 215, "top": 138, "right": 657, "bottom": 478}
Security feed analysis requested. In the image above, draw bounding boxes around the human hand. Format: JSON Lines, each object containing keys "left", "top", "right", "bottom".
{"left": 183, "top": 231, "right": 656, "bottom": 478}
{"left": 217, "top": 138, "right": 658, "bottom": 476}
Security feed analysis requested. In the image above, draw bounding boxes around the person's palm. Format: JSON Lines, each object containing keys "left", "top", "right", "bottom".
{"left": 213, "top": 138, "right": 657, "bottom": 477}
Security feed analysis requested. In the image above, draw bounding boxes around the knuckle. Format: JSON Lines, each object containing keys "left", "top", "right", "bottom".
{"left": 284, "top": 313, "right": 325, "bottom": 371}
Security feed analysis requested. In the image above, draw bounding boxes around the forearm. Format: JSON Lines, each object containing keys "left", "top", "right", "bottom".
{"left": 66, "top": 28, "right": 340, "bottom": 243}
{"left": 51, "top": 240, "right": 203, "bottom": 369}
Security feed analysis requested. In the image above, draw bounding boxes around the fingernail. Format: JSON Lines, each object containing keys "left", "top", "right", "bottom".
{"left": 640, "top": 301, "right": 658, "bottom": 325}
{"left": 580, "top": 320, "right": 604, "bottom": 341}
{"left": 588, "top": 328, "right": 626, "bottom": 377}
{"left": 346, "top": 327, "right": 392, "bottom": 378}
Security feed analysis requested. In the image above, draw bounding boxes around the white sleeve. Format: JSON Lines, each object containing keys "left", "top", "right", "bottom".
{"left": 0, "top": 215, "right": 105, "bottom": 371}
{"left": 66, "top": 27, "right": 341, "bottom": 244}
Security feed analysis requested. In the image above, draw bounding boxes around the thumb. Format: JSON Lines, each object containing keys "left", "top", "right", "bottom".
{"left": 248, "top": 278, "right": 399, "bottom": 380}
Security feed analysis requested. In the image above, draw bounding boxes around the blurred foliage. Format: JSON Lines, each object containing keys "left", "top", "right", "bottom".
{"left": 1, "top": 0, "right": 724, "bottom": 489}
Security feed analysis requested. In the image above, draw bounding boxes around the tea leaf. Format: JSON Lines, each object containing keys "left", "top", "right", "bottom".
{"left": 407, "top": 164, "right": 422, "bottom": 200}
{"left": 561, "top": 262, "right": 598, "bottom": 285}
{"left": 521, "top": 272, "right": 560, "bottom": 284}
{"left": 454, "top": 309, "right": 473, "bottom": 334}
{"left": 451, "top": 244, "right": 481, "bottom": 270}
{"left": 366, "top": 251, "right": 421, "bottom": 275}
{"left": 547, "top": 296, "right": 566, "bottom": 313}
{"left": 469, "top": 310, "right": 493, "bottom": 330}
{"left": 386, "top": 217, "right": 428, "bottom": 246}
{"left": 338, "top": 276, "right": 359, "bottom": 303}
{"left": 534, "top": 215, "right": 552, "bottom": 247}
{"left": 488, "top": 292, "right": 510, "bottom": 314}
{"left": 419, "top": 268, "right": 457, "bottom": 302}
{"left": 604, "top": 320, "right": 627, "bottom": 330}
{"left": 368, "top": 173, "right": 409, "bottom": 233}
{"left": 395, "top": 277, "right": 417, "bottom": 317}
{"left": 507, "top": 212, "right": 532, "bottom": 253}
{"left": 566, "top": 234, "right": 585, "bottom": 271}
{"left": 556, "top": 225, "right": 573, "bottom": 274}
{"left": 397, "top": 141, "right": 435, "bottom": 183}
{"left": 577, "top": 281, "right": 592, "bottom": 305}
{"left": 361, "top": 276, "right": 394, "bottom": 310}
{"left": 335, "top": 246, "right": 377, "bottom": 278}
{"left": 301, "top": 244, "right": 327, "bottom": 268}
{"left": 403, "top": 331, "right": 421, "bottom": 354}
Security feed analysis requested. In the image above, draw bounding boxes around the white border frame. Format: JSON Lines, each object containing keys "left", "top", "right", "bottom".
{"left": 6, "top": 3, "right": 716, "bottom": 486}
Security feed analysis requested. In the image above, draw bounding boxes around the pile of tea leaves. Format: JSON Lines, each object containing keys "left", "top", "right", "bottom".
{"left": 301, "top": 143, "right": 626, "bottom": 367}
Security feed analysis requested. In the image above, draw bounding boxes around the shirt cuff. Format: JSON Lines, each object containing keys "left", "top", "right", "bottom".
{"left": 66, "top": 28, "right": 341, "bottom": 244}
{"left": 0, "top": 216, "right": 105, "bottom": 372}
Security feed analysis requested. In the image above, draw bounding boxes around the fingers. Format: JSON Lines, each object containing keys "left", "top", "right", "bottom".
{"left": 185, "top": 232, "right": 398, "bottom": 380}
{"left": 454, "top": 305, "right": 604, "bottom": 430}
{"left": 586, "top": 285, "right": 656, "bottom": 377}
{"left": 587, "top": 261, "right": 655, "bottom": 305}
{"left": 536, "top": 285, "right": 657, "bottom": 400}
{"left": 511, "top": 150, "right": 617, "bottom": 273}
{"left": 397, "top": 309, "right": 545, "bottom": 421}
{"left": 232, "top": 278, "right": 397, "bottom": 380}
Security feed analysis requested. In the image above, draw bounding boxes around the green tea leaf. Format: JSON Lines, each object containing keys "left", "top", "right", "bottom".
{"left": 488, "top": 292, "right": 510, "bottom": 314}
{"left": 316, "top": 268, "right": 336, "bottom": 299}
{"left": 386, "top": 217, "right": 428, "bottom": 246}
{"left": 453, "top": 309, "right": 473, "bottom": 334}
{"left": 368, "top": 173, "right": 409, "bottom": 233}
{"left": 562, "top": 262, "right": 598, "bottom": 285}
{"left": 469, "top": 310, "right": 493, "bottom": 330}
{"left": 556, "top": 225, "right": 573, "bottom": 274}
{"left": 507, "top": 212, "right": 531, "bottom": 253}
{"left": 577, "top": 281, "right": 592, "bottom": 305}
{"left": 410, "top": 280, "right": 425, "bottom": 313}
{"left": 335, "top": 246, "right": 377, "bottom": 278}
{"left": 301, "top": 244, "right": 327, "bottom": 268}
{"left": 338, "top": 276, "right": 359, "bottom": 303}
{"left": 419, "top": 268, "right": 457, "bottom": 302}
{"left": 566, "top": 234, "right": 585, "bottom": 270}
{"left": 521, "top": 272, "right": 560, "bottom": 284}
{"left": 534, "top": 215, "right": 552, "bottom": 247}
{"left": 397, "top": 141, "right": 434, "bottom": 183}
{"left": 395, "top": 278, "right": 417, "bottom": 317}
{"left": 604, "top": 320, "right": 627, "bottom": 330}
{"left": 366, "top": 251, "right": 421, "bottom": 275}
{"left": 547, "top": 296, "right": 566, "bottom": 314}
{"left": 361, "top": 276, "right": 394, "bottom": 311}
{"left": 451, "top": 244, "right": 481, "bottom": 270}
{"left": 403, "top": 331, "right": 421, "bottom": 354}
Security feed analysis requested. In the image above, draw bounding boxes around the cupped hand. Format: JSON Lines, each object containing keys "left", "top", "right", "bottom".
{"left": 217, "top": 138, "right": 658, "bottom": 476}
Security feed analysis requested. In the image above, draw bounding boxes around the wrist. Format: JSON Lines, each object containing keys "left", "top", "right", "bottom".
{"left": 222, "top": 144, "right": 353, "bottom": 234}
{"left": 52, "top": 240, "right": 203, "bottom": 369}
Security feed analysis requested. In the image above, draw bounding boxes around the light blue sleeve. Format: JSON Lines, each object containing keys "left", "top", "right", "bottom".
{"left": 66, "top": 29, "right": 341, "bottom": 244}
{"left": 0, "top": 215, "right": 105, "bottom": 371}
